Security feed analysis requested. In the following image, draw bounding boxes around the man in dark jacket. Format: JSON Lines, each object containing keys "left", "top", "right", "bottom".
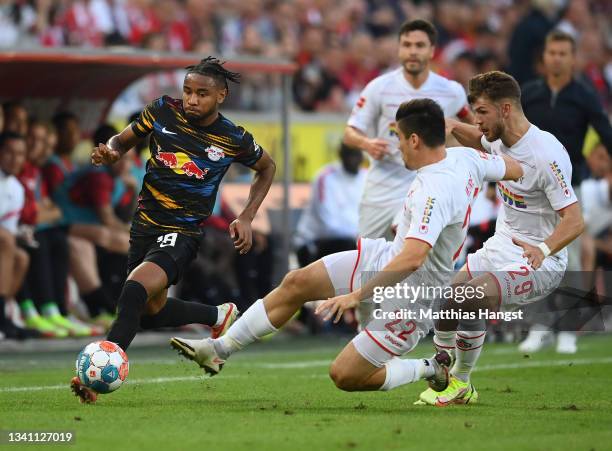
{"left": 520, "top": 30, "right": 612, "bottom": 354}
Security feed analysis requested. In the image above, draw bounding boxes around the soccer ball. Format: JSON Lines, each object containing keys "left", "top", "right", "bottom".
{"left": 75, "top": 341, "right": 129, "bottom": 394}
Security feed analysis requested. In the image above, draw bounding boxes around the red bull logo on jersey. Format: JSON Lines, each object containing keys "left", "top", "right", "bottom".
{"left": 549, "top": 161, "right": 571, "bottom": 198}
{"left": 155, "top": 151, "right": 209, "bottom": 179}
{"left": 497, "top": 182, "right": 526, "bottom": 208}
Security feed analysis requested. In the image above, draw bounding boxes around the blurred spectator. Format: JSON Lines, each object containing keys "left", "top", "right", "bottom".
{"left": 520, "top": 30, "right": 612, "bottom": 354}
{"left": 0, "top": 132, "right": 39, "bottom": 339}
{"left": 3, "top": 101, "right": 28, "bottom": 136}
{"left": 522, "top": 30, "right": 612, "bottom": 186}
{"left": 508, "top": 0, "right": 558, "bottom": 85}
{"left": 16, "top": 119, "right": 77, "bottom": 338}
{"left": 0, "top": 0, "right": 608, "bottom": 116}
{"left": 295, "top": 142, "right": 366, "bottom": 267}
{"left": 292, "top": 43, "right": 344, "bottom": 112}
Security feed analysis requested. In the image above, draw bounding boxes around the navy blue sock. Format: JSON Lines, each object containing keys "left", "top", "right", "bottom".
{"left": 140, "top": 297, "right": 217, "bottom": 329}
{"left": 106, "top": 281, "right": 148, "bottom": 351}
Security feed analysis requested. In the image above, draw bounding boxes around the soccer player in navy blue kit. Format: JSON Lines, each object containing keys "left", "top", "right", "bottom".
{"left": 71, "top": 57, "right": 276, "bottom": 403}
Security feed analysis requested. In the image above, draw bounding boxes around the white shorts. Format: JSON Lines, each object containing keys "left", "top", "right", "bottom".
{"left": 466, "top": 233, "right": 566, "bottom": 310}
{"left": 358, "top": 201, "right": 402, "bottom": 239}
{"left": 322, "top": 238, "right": 431, "bottom": 367}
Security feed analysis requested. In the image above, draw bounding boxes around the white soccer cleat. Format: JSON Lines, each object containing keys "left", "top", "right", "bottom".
{"left": 556, "top": 332, "right": 577, "bottom": 354}
{"left": 170, "top": 337, "right": 225, "bottom": 376}
{"left": 211, "top": 303, "right": 238, "bottom": 339}
{"left": 518, "top": 328, "right": 554, "bottom": 353}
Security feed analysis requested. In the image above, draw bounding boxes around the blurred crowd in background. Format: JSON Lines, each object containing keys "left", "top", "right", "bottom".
{"left": 0, "top": 0, "right": 611, "bottom": 342}
{"left": 0, "top": 0, "right": 611, "bottom": 112}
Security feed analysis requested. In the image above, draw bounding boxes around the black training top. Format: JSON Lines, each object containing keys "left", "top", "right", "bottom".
{"left": 521, "top": 77, "right": 612, "bottom": 185}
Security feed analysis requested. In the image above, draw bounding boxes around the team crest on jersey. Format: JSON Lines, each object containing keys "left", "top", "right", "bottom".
{"left": 356, "top": 96, "right": 366, "bottom": 108}
{"left": 497, "top": 182, "right": 527, "bottom": 208}
{"left": 205, "top": 145, "right": 225, "bottom": 162}
{"left": 549, "top": 161, "right": 571, "bottom": 198}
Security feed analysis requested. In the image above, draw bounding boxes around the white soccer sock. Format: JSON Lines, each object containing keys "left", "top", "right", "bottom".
{"left": 214, "top": 299, "right": 277, "bottom": 359}
{"left": 453, "top": 321, "right": 486, "bottom": 382}
{"left": 433, "top": 328, "right": 456, "bottom": 359}
{"left": 379, "top": 357, "right": 435, "bottom": 391}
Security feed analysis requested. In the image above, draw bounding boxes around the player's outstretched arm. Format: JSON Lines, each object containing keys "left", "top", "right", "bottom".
{"left": 513, "top": 203, "right": 585, "bottom": 269}
{"left": 230, "top": 150, "right": 276, "bottom": 254}
{"left": 315, "top": 238, "right": 431, "bottom": 323}
{"left": 445, "top": 118, "right": 485, "bottom": 152}
{"left": 343, "top": 125, "right": 389, "bottom": 160}
{"left": 500, "top": 154, "right": 523, "bottom": 181}
{"left": 91, "top": 125, "right": 143, "bottom": 166}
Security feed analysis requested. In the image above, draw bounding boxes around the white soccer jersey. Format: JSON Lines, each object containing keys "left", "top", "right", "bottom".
{"left": 347, "top": 68, "right": 469, "bottom": 205}
{"left": 0, "top": 170, "right": 25, "bottom": 234}
{"left": 481, "top": 125, "right": 578, "bottom": 260}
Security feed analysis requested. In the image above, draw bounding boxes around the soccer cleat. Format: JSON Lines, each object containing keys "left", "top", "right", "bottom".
{"left": 170, "top": 337, "right": 224, "bottom": 376}
{"left": 425, "top": 350, "right": 452, "bottom": 392}
{"left": 24, "top": 315, "right": 69, "bottom": 338}
{"left": 70, "top": 377, "right": 97, "bottom": 404}
{"left": 0, "top": 320, "right": 42, "bottom": 340}
{"left": 433, "top": 376, "right": 479, "bottom": 407}
{"left": 518, "top": 328, "right": 554, "bottom": 353}
{"left": 45, "top": 314, "right": 93, "bottom": 337}
{"left": 91, "top": 313, "right": 115, "bottom": 330}
{"left": 556, "top": 332, "right": 577, "bottom": 354}
{"left": 211, "top": 303, "right": 238, "bottom": 339}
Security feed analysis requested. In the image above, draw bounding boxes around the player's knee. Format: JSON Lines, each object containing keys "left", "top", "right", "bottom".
{"left": 0, "top": 229, "right": 15, "bottom": 250}
{"left": 281, "top": 268, "right": 309, "bottom": 296}
{"left": 144, "top": 292, "right": 166, "bottom": 315}
{"left": 14, "top": 247, "right": 29, "bottom": 270}
{"left": 329, "top": 360, "right": 360, "bottom": 392}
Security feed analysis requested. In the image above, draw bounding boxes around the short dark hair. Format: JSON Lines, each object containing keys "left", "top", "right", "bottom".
{"left": 395, "top": 98, "right": 445, "bottom": 147}
{"left": 0, "top": 131, "right": 25, "bottom": 149}
{"left": 185, "top": 56, "right": 241, "bottom": 91}
{"left": 398, "top": 19, "right": 437, "bottom": 46}
{"left": 468, "top": 71, "right": 521, "bottom": 105}
{"left": 545, "top": 29, "right": 576, "bottom": 53}
{"left": 93, "top": 124, "right": 118, "bottom": 146}
{"left": 2, "top": 100, "right": 25, "bottom": 114}
{"left": 52, "top": 111, "right": 78, "bottom": 131}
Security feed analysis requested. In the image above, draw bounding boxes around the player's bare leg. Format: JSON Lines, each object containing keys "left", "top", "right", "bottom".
{"left": 71, "top": 260, "right": 230, "bottom": 403}
{"left": 171, "top": 260, "right": 335, "bottom": 374}
{"left": 420, "top": 272, "right": 501, "bottom": 406}
{"left": 431, "top": 264, "right": 473, "bottom": 359}
{"left": 329, "top": 342, "right": 451, "bottom": 393}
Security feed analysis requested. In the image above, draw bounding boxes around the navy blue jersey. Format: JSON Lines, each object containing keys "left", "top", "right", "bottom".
{"left": 130, "top": 96, "right": 263, "bottom": 236}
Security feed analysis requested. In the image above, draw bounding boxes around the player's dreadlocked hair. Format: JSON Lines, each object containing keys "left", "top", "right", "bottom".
{"left": 185, "top": 56, "right": 241, "bottom": 91}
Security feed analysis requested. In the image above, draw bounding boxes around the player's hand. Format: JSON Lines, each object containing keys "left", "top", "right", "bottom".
{"left": 91, "top": 143, "right": 121, "bottom": 166}
{"left": 315, "top": 292, "right": 360, "bottom": 323}
{"left": 229, "top": 217, "right": 253, "bottom": 255}
{"left": 512, "top": 237, "right": 545, "bottom": 269}
{"left": 445, "top": 117, "right": 459, "bottom": 136}
{"left": 365, "top": 138, "right": 389, "bottom": 160}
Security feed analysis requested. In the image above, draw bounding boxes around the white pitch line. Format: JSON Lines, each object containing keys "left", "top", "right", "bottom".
{"left": 1, "top": 357, "right": 611, "bottom": 393}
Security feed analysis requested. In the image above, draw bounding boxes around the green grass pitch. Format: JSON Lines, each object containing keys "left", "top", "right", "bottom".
{"left": 1, "top": 334, "right": 611, "bottom": 451}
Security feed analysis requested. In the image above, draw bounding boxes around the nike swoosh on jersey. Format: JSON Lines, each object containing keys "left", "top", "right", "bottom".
{"left": 162, "top": 127, "right": 177, "bottom": 135}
